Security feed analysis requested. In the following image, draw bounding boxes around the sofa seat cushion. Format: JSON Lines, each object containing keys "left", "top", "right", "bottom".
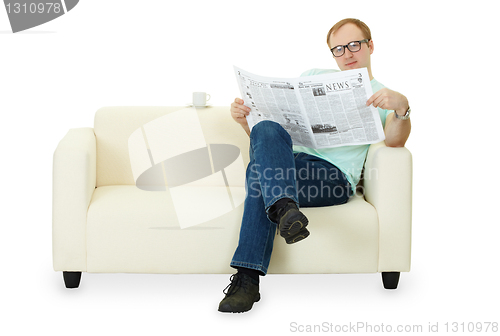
{"left": 87, "top": 186, "right": 379, "bottom": 274}
{"left": 270, "top": 195, "right": 380, "bottom": 274}
{"left": 87, "top": 185, "right": 243, "bottom": 273}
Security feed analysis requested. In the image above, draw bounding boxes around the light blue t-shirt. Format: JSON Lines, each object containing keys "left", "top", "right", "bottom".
{"left": 294, "top": 68, "right": 391, "bottom": 193}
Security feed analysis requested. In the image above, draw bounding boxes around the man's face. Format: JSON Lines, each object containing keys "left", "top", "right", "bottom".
{"left": 328, "top": 23, "right": 374, "bottom": 76}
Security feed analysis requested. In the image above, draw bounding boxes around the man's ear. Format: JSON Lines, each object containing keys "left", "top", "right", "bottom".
{"left": 369, "top": 39, "right": 374, "bottom": 55}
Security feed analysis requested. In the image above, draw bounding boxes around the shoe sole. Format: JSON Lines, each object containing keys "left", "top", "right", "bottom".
{"left": 279, "top": 209, "right": 309, "bottom": 244}
{"left": 285, "top": 228, "right": 310, "bottom": 244}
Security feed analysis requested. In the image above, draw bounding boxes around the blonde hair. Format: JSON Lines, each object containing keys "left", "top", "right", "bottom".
{"left": 326, "top": 18, "right": 372, "bottom": 47}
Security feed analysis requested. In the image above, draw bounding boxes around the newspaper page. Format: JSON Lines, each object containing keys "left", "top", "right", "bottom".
{"left": 234, "top": 66, "right": 385, "bottom": 148}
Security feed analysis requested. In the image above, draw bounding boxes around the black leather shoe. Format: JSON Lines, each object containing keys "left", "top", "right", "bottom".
{"left": 276, "top": 202, "right": 309, "bottom": 244}
{"left": 218, "top": 273, "right": 260, "bottom": 313}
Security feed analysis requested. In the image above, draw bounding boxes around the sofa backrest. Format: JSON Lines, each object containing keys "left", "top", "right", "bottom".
{"left": 94, "top": 106, "right": 250, "bottom": 187}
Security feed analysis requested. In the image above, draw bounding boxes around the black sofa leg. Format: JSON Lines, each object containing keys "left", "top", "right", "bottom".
{"left": 63, "top": 271, "right": 82, "bottom": 289}
{"left": 382, "top": 272, "right": 400, "bottom": 289}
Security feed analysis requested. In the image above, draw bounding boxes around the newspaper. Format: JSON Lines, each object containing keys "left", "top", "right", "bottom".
{"left": 234, "top": 66, "right": 385, "bottom": 148}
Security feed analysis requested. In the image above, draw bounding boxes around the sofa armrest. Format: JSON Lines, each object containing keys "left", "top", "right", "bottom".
{"left": 363, "top": 141, "right": 412, "bottom": 272}
{"left": 52, "top": 128, "right": 96, "bottom": 272}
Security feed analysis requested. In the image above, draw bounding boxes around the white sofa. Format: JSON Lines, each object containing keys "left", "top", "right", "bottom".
{"left": 52, "top": 106, "right": 412, "bottom": 289}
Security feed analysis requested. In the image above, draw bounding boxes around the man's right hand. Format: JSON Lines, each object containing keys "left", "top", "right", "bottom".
{"left": 230, "top": 98, "right": 251, "bottom": 135}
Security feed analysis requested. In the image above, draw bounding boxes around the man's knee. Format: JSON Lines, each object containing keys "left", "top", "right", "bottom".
{"left": 250, "top": 120, "right": 288, "bottom": 141}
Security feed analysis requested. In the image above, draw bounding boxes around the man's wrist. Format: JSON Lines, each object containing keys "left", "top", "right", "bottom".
{"left": 394, "top": 106, "right": 411, "bottom": 120}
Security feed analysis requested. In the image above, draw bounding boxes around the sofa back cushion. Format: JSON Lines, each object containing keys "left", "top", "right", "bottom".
{"left": 94, "top": 106, "right": 250, "bottom": 187}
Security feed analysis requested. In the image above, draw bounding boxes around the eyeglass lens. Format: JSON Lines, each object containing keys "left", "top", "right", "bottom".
{"left": 332, "top": 41, "right": 361, "bottom": 57}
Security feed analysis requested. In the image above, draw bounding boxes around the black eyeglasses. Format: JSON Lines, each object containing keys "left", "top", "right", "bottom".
{"left": 330, "top": 39, "right": 370, "bottom": 57}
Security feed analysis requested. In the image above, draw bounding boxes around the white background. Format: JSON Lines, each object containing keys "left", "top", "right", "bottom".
{"left": 1, "top": 0, "right": 499, "bottom": 334}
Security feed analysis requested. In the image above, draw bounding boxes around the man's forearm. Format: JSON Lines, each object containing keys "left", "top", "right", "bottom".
{"left": 242, "top": 124, "right": 250, "bottom": 136}
{"left": 384, "top": 112, "right": 411, "bottom": 147}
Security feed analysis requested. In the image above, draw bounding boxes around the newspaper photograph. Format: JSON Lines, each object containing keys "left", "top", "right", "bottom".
{"left": 234, "top": 66, "right": 385, "bottom": 148}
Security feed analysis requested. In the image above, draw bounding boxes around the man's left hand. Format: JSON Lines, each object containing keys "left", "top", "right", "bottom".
{"left": 366, "top": 88, "right": 409, "bottom": 115}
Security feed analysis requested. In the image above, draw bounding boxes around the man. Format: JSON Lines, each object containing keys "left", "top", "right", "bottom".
{"left": 218, "top": 18, "right": 411, "bottom": 313}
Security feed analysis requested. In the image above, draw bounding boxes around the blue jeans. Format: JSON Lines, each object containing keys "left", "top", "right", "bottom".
{"left": 230, "top": 121, "right": 352, "bottom": 275}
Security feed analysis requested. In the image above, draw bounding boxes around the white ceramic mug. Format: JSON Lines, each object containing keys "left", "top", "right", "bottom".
{"left": 193, "top": 92, "right": 211, "bottom": 106}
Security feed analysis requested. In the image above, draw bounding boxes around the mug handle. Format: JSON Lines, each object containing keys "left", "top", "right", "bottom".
{"left": 206, "top": 93, "right": 211, "bottom": 102}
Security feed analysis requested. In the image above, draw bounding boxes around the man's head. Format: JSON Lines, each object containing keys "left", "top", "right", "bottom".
{"left": 326, "top": 18, "right": 374, "bottom": 79}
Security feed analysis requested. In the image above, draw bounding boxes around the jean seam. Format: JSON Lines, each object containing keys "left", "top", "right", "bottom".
{"left": 230, "top": 261, "right": 268, "bottom": 275}
{"left": 256, "top": 221, "right": 272, "bottom": 275}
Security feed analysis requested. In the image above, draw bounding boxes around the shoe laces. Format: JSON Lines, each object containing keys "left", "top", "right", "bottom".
{"left": 223, "top": 274, "right": 249, "bottom": 296}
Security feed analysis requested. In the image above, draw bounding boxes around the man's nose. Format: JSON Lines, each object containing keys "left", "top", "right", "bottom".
{"left": 344, "top": 48, "right": 354, "bottom": 58}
